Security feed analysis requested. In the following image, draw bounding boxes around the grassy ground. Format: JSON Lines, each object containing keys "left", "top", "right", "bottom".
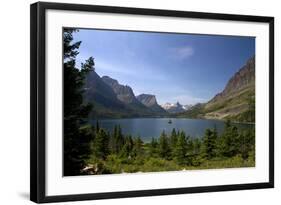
{"left": 85, "top": 153, "right": 255, "bottom": 175}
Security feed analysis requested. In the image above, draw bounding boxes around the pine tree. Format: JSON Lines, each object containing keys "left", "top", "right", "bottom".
{"left": 120, "top": 135, "right": 134, "bottom": 158}
{"left": 159, "top": 131, "right": 171, "bottom": 159}
{"left": 63, "top": 29, "right": 94, "bottom": 176}
{"left": 95, "top": 120, "right": 100, "bottom": 132}
{"left": 132, "top": 136, "right": 144, "bottom": 157}
{"left": 190, "top": 138, "right": 203, "bottom": 166}
{"left": 238, "top": 128, "right": 255, "bottom": 160}
{"left": 174, "top": 131, "right": 188, "bottom": 165}
{"left": 148, "top": 137, "right": 159, "bottom": 157}
{"left": 170, "top": 128, "right": 178, "bottom": 149}
{"left": 202, "top": 127, "right": 217, "bottom": 160}
{"left": 218, "top": 120, "right": 239, "bottom": 157}
{"left": 211, "top": 126, "right": 218, "bottom": 157}
{"left": 111, "top": 125, "right": 124, "bottom": 154}
{"left": 192, "top": 138, "right": 202, "bottom": 155}
{"left": 93, "top": 129, "right": 109, "bottom": 160}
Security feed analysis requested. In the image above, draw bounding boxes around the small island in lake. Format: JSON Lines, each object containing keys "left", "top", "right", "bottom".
{"left": 63, "top": 28, "right": 255, "bottom": 176}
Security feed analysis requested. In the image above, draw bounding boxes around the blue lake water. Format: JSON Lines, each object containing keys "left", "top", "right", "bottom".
{"left": 91, "top": 118, "right": 254, "bottom": 142}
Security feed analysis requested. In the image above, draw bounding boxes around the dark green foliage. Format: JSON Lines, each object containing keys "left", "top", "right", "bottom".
{"left": 63, "top": 29, "right": 81, "bottom": 60}
{"left": 95, "top": 120, "right": 100, "bottom": 132}
{"left": 158, "top": 131, "right": 171, "bottom": 159}
{"left": 174, "top": 131, "right": 188, "bottom": 165}
{"left": 218, "top": 120, "right": 240, "bottom": 157}
{"left": 132, "top": 136, "right": 144, "bottom": 157}
{"left": 120, "top": 135, "right": 134, "bottom": 158}
{"left": 170, "top": 128, "right": 178, "bottom": 150}
{"left": 192, "top": 138, "right": 202, "bottom": 155}
{"left": 83, "top": 122, "right": 255, "bottom": 175}
{"left": 81, "top": 57, "right": 95, "bottom": 72}
{"left": 238, "top": 129, "right": 255, "bottom": 160}
{"left": 63, "top": 29, "right": 94, "bottom": 176}
{"left": 93, "top": 128, "right": 110, "bottom": 160}
{"left": 148, "top": 137, "right": 159, "bottom": 157}
{"left": 202, "top": 127, "right": 218, "bottom": 159}
{"left": 110, "top": 125, "right": 125, "bottom": 154}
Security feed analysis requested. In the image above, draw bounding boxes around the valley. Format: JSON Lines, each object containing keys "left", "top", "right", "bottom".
{"left": 84, "top": 56, "right": 255, "bottom": 123}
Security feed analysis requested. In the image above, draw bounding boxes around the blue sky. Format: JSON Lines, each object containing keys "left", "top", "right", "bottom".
{"left": 73, "top": 29, "right": 255, "bottom": 105}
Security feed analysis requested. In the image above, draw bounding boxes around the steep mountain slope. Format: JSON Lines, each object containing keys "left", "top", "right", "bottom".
{"left": 84, "top": 71, "right": 128, "bottom": 118}
{"left": 136, "top": 94, "right": 167, "bottom": 114}
{"left": 177, "top": 56, "right": 255, "bottom": 122}
{"left": 102, "top": 76, "right": 138, "bottom": 104}
{"left": 204, "top": 56, "right": 255, "bottom": 122}
{"left": 101, "top": 76, "right": 155, "bottom": 114}
{"left": 84, "top": 72, "right": 166, "bottom": 118}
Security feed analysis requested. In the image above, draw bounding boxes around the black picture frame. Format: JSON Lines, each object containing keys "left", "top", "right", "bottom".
{"left": 30, "top": 2, "right": 274, "bottom": 203}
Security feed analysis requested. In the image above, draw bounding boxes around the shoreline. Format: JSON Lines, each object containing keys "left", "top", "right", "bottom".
{"left": 90, "top": 116, "right": 255, "bottom": 125}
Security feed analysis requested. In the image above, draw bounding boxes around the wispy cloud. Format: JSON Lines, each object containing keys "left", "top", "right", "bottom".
{"left": 170, "top": 45, "right": 194, "bottom": 60}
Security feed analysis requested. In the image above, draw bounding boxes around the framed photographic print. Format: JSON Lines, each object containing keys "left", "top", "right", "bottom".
{"left": 30, "top": 2, "right": 274, "bottom": 203}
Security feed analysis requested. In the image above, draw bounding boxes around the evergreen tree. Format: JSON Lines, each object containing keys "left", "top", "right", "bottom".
{"left": 170, "top": 128, "right": 178, "bottom": 149}
{"left": 120, "top": 135, "right": 134, "bottom": 158}
{"left": 93, "top": 128, "right": 109, "bottom": 160}
{"left": 111, "top": 125, "right": 124, "bottom": 154}
{"left": 192, "top": 138, "right": 202, "bottom": 155}
{"left": 63, "top": 29, "right": 94, "bottom": 176}
{"left": 189, "top": 138, "right": 203, "bottom": 166}
{"left": 148, "top": 137, "right": 159, "bottom": 157}
{"left": 202, "top": 127, "right": 217, "bottom": 159}
{"left": 159, "top": 131, "right": 171, "bottom": 159}
{"left": 218, "top": 120, "right": 239, "bottom": 157}
{"left": 186, "top": 136, "right": 194, "bottom": 154}
{"left": 174, "top": 131, "right": 188, "bottom": 165}
{"left": 110, "top": 125, "right": 118, "bottom": 153}
{"left": 238, "top": 129, "right": 255, "bottom": 160}
{"left": 132, "top": 136, "right": 144, "bottom": 157}
{"left": 95, "top": 120, "right": 100, "bottom": 132}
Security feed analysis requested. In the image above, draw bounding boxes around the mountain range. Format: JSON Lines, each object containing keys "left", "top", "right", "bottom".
{"left": 84, "top": 72, "right": 167, "bottom": 118}
{"left": 161, "top": 102, "right": 192, "bottom": 113}
{"left": 84, "top": 56, "right": 255, "bottom": 122}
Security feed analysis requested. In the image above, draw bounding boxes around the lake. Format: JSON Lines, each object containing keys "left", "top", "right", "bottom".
{"left": 91, "top": 118, "right": 254, "bottom": 142}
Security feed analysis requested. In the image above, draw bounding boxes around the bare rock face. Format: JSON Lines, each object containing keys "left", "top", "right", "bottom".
{"left": 85, "top": 71, "right": 125, "bottom": 109}
{"left": 102, "top": 76, "right": 138, "bottom": 104}
{"left": 85, "top": 73, "right": 168, "bottom": 117}
{"left": 209, "top": 56, "right": 255, "bottom": 104}
{"left": 136, "top": 94, "right": 167, "bottom": 113}
{"left": 204, "top": 56, "right": 255, "bottom": 122}
{"left": 136, "top": 94, "right": 157, "bottom": 107}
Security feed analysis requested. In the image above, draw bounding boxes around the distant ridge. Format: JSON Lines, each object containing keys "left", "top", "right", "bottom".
{"left": 161, "top": 102, "right": 186, "bottom": 113}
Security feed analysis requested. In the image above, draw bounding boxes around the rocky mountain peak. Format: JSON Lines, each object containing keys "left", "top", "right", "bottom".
{"left": 209, "top": 56, "right": 255, "bottom": 103}
{"left": 102, "top": 76, "right": 136, "bottom": 104}
{"left": 136, "top": 94, "right": 167, "bottom": 114}
{"left": 136, "top": 94, "right": 157, "bottom": 107}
